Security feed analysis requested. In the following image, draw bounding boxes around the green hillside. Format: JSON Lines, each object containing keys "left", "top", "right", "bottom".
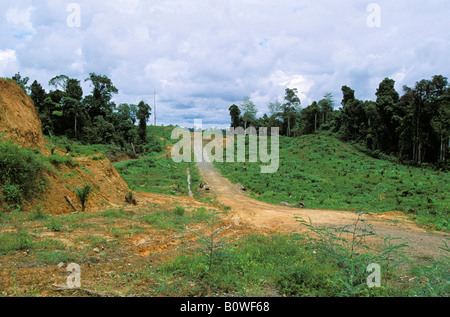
{"left": 215, "top": 134, "right": 450, "bottom": 232}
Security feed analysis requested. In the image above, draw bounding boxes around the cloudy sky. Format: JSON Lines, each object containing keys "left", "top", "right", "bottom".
{"left": 1, "top": 0, "right": 449, "bottom": 128}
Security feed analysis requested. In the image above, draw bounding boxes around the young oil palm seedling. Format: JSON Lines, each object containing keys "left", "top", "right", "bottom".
{"left": 74, "top": 184, "right": 93, "bottom": 212}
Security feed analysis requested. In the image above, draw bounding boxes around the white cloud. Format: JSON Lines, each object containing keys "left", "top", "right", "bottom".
{"left": 0, "top": 49, "right": 19, "bottom": 75}
{"left": 6, "top": 6, "right": 34, "bottom": 30}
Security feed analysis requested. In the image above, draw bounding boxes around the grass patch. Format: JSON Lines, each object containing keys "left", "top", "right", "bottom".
{"left": 0, "top": 230, "right": 34, "bottom": 255}
{"left": 47, "top": 153, "right": 79, "bottom": 167}
{"left": 215, "top": 134, "right": 450, "bottom": 232}
{"left": 139, "top": 206, "right": 211, "bottom": 231}
{"left": 114, "top": 155, "right": 193, "bottom": 196}
{"left": 159, "top": 219, "right": 447, "bottom": 297}
{"left": 34, "top": 251, "right": 79, "bottom": 265}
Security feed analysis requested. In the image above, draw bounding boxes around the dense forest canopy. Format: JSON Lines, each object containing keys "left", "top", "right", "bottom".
{"left": 230, "top": 75, "right": 449, "bottom": 167}
{"left": 8, "top": 72, "right": 450, "bottom": 166}
{"left": 10, "top": 72, "right": 158, "bottom": 154}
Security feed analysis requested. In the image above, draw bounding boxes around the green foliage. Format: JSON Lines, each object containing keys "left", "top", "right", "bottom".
{"left": 35, "top": 251, "right": 78, "bottom": 265}
{"left": 275, "top": 259, "right": 335, "bottom": 296}
{"left": 24, "top": 73, "right": 162, "bottom": 154}
{"left": 114, "top": 154, "right": 193, "bottom": 197}
{"left": 45, "top": 217, "right": 64, "bottom": 232}
{"left": 215, "top": 134, "right": 450, "bottom": 232}
{"left": 296, "top": 213, "right": 410, "bottom": 296}
{"left": 139, "top": 207, "right": 210, "bottom": 231}
{"left": 0, "top": 230, "right": 34, "bottom": 255}
{"left": 229, "top": 104, "right": 241, "bottom": 128}
{"left": 2, "top": 181, "right": 23, "bottom": 210}
{"left": 137, "top": 101, "right": 151, "bottom": 144}
{"left": 174, "top": 206, "right": 186, "bottom": 216}
{"left": 101, "top": 208, "right": 134, "bottom": 220}
{"left": 194, "top": 210, "right": 231, "bottom": 272}
{"left": 47, "top": 153, "right": 78, "bottom": 167}
{"left": 161, "top": 230, "right": 411, "bottom": 297}
{"left": 0, "top": 140, "right": 46, "bottom": 210}
{"left": 73, "top": 184, "right": 93, "bottom": 212}
{"left": 409, "top": 240, "right": 450, "bottom": 296}
{"left": 28, "top": 205, "right": 47, "bottom": 221}
{"left": 335, "top": 75, "right": 449, "bottom": 165}
{"left": 11, "top": 72, "right": 29, "bottom": 93}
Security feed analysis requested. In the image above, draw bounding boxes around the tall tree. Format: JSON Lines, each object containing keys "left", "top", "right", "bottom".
{"left": 298, "top": 101, "right": 321, "bottom": 135}
{"left": 339, "top": 98, "right": 369, "bottom": 141}
{"left": 111, "top": 103, "right": 137, "bottom": 149}
{"left": 267, "top": 98, "right": 283, "bottom": 116}
{"left": 239, "top": 96, "right": 258, "bottom": 129}
{"left": 84, "top": 73, "right": 119, "bottom": 119}
{"left": 375, "top": 78, "right": 400, "bottom": 154}
{"left": 397, "top": 75, "right": 449, "bottom": 163}
{"left": 29, "top": 80, "right": 47, "bottom": 113}
{"left": 136, "top": 101, "right": 151, "bottom": 144}
{"left": 318, "top": 92, "right": 335, "bottom": 126}
{"left": 431, "top": 89, "right": 450, "bottom": 163}
{"left": 341, "top": 85, "right": 355, "bottom": 106}
{"left": 284, "top": 88, "right": 301, "bottom": 111}
{"left": 229, "top": 104, "right": 241, "bottom": 128}
{"left": 282, "top": 88, "right": 301, "bottom": 137}
{"left": 12, "top": 72, "right": 29, "bottom": 90}
{"left": 49, "top": 75, "right": 69, "bottom": 91}
{"left": 63, "top": 78, "right": 84, "bottom": 138}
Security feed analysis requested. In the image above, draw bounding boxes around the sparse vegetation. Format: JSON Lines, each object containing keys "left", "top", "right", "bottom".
{"left": 194, "top": 210, "right": 231, "bottom": 272}
{"left": 215, "top": 134, "right": 450, "bottom": 232}
{"left": 159, "top": 211, "right": 449, "bottom": 297}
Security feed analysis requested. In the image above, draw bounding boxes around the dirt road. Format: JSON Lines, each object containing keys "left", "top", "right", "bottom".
{"left": 194, "top": 139, "right": 449, "bottom": 259}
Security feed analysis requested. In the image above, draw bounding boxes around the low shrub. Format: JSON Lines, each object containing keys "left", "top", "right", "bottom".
{"left": 0, "top": 140, "right": 46, "bottom": 210}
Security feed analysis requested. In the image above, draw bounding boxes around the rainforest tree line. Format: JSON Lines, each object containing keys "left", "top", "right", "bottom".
{"left": 10, "top": 72, "right": 449, "bottom": 165}
{"left": 12, "top": 72, "right": 158, "bottom": 154}
{"left": 229, "top": 75, "right": 449, "bottom": 166}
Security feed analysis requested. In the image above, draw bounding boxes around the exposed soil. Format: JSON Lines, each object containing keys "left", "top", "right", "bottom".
{"left": 0, "top": 191, "right": 258, "bottom": 297}
{"left": 0, "top": 79, "right": 132, "bottom": 215}
{"left": 194, "top": 133, "right": 449, "bottom": 260}
{"left": 0, "top": 79, "right": 45, "bottom": 148}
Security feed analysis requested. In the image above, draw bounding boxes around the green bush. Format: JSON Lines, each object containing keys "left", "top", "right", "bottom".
{"left": 0, "top": 140, "right": 46, "bottom": 209}
{"left": 2, "top": 181, "right": 22, "bottom": 205}
{"left": 47, "top": 153, "right": 78, "bottom": 167}
{"left": 45, "top": 217, "right": 63, "bottom": 232}
{"left": 174, "top": 206, "right": 186, "bottom": 216}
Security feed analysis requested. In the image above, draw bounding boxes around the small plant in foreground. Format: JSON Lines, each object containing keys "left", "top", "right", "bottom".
{"left": 409, "top": 240, "right": 450, "bottom": 296}
{"left": 296, "top": 211, "right": 410, "bottom": 296}
{"left": 195, "top": 210, "right": 231, "bottom": 273}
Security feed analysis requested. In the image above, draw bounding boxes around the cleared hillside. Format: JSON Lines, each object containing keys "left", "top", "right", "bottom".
{"left": 0, "top": 79, "right": 45, "bottom": 148}
{"left": 215, "top": 134, "right": 450, "bottom": 232}
{"left": 0, "top": 79, "right": 131, "bottom": 214}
